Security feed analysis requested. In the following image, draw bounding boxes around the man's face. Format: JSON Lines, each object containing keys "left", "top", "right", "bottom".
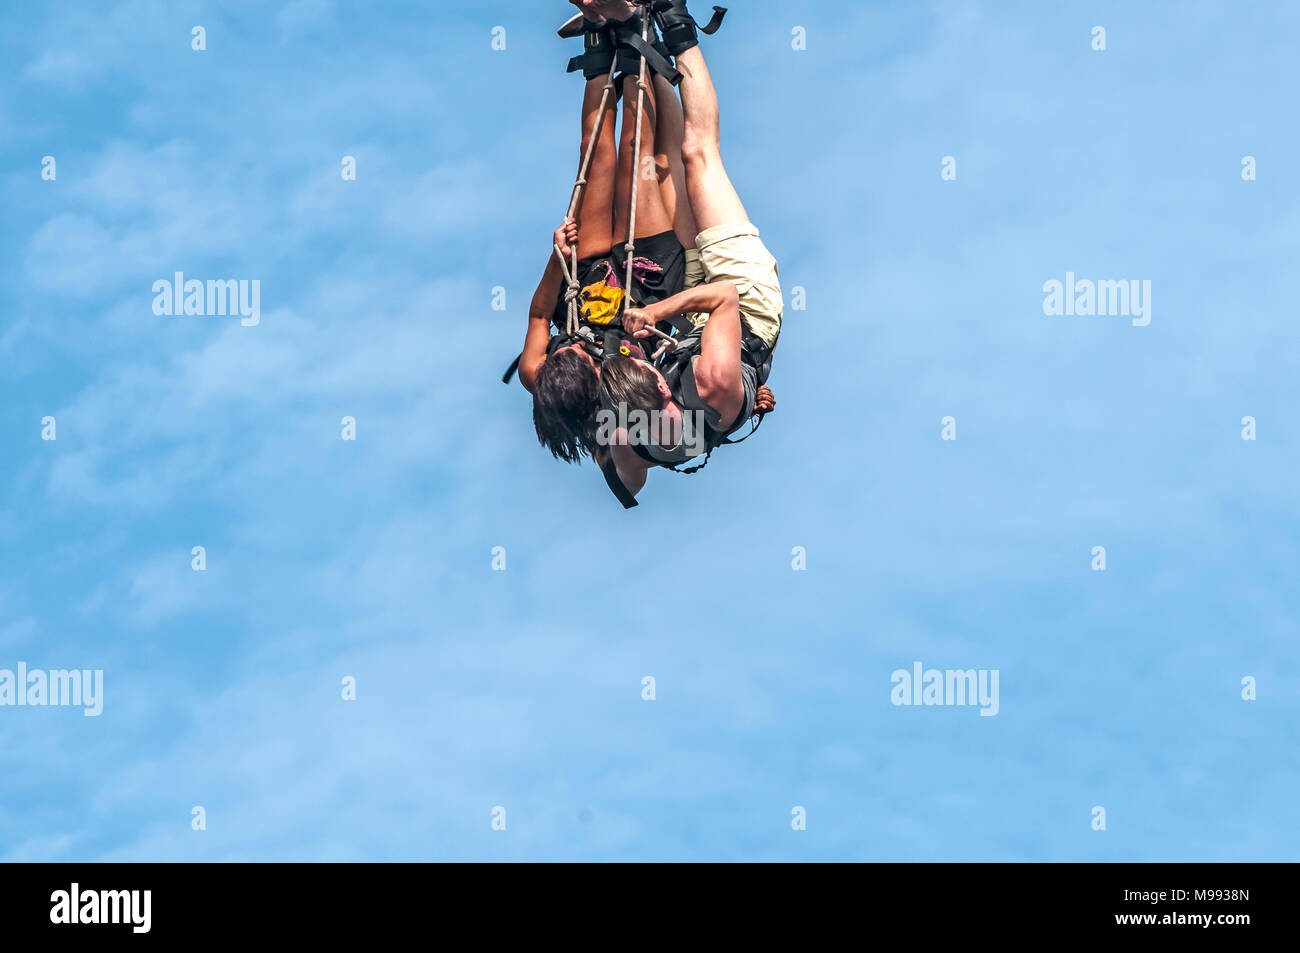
{"left": 634, "top": 359, "right": 679, "bottom": 419}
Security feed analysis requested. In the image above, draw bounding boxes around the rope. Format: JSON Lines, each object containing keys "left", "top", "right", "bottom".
{"left": 626, "top": 3, "right": 678, "bottom": 360}
{"left": 556, "top": 3, "right": 677, "bottom": 358}
{"left": 556, "top": 53, "right": 620, "bottom": 337}
{"left": 624, "top": 4, "right": 652, "bottom": 301}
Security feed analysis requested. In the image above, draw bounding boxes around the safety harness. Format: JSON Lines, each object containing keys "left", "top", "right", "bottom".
{"left": 504, "top": 4, "right": 684, "bottom": 385}
{"left": 621, "top": 326, "right": 774, "bottom": 477}
{"left": 503, "top": 3, "right": 756, "bottom": 509}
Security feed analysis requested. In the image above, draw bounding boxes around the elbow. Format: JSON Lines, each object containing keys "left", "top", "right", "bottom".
{"left": 715, "top": 281, "right": 739, "bottom": 310}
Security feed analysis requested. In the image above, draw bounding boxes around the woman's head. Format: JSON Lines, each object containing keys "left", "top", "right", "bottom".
{"left": 532, "top": 346, "right": 601, "bottom": 462}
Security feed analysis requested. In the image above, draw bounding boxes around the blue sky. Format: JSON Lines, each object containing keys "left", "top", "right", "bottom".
{"left": 1, "top": 0, "right": 1297, "bottom": 860}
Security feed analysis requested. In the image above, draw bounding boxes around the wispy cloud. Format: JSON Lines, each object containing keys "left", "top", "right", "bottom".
{"left": 2, "top": 0, "right": 1297, "bottom": 862}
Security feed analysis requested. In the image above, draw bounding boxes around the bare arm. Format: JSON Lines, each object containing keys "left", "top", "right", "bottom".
{"left": 519, "top": 256, "right": 562, "bottom": 393}
{"left": 519, "top": 220, "right": 580, "bottom": 392}
{"left": 628, "top": 281, "right": 744, "bottom": 429}
{"left": 631, "top": 280, "right": 737, "bottom": 331}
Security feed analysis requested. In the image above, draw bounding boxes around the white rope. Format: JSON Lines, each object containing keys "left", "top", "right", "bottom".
{"left": 558, "top": 53, "right": 620, "bottom": 337}
{"left": 623, "top": 3, "right": 652, "bottom": 303}
{"left": 559, "top": 3, "right": 677, "bottom": 358}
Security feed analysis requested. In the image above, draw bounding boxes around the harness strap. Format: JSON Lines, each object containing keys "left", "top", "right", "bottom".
{"left": 615, "top": 25, "right": 682, "bottom": 85}
{"left": 698, "top": 5, "right": 727, "bottom": 35}
{"left": 658, "top": 411, "right": 766, "bottom": 475}
{"left": 600, "top": 455, "right": 640, "bottom": 509}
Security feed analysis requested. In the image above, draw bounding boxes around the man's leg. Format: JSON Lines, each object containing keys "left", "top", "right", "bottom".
{"left": 574, "top": 74, "right": 619, "bottom": 261}
{"left": 676, "top": 45, "right": 749, "bottom": 232}
{"left": 652, "top": 72, "right": 699, "bottom": 250}
{"left": 675, "top": 43, "right": 783, "bottom": 352}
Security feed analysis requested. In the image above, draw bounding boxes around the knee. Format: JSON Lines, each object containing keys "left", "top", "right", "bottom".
{"left": 681, "top": 132, "right": 717, "bottom": 171}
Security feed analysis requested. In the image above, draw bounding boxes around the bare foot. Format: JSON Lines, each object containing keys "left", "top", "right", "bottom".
{"left": 583, "top": 1, "right": 636, "bottom": 23}
{"left": 570, "top": 0, "right": 600, "bottom": 21}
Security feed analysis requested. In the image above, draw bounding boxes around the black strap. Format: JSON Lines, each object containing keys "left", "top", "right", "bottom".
{"left": 600, "top": 456, "right": 640, "bottom": 509}
{"left": 721, "top": 409, "right": 765, "bottom": 446}
{"left": 659, "top": 414, "right": 760, "bottom": 475}
{"left": 662, "top": 449, "right": 714, "bottom": 475}
{"left": 617, "top": 28, "right": 683, "bottom": 85}
{"left": 699, "top": 6, "right": 727, "bottom": 35}
{"left": 630, "top": 441, "right": 658, "bottom": 465}
{"left": 663, "top": 312, "right": 698, "bottom": 335}
{"left": 632, "top": 409, "right": 767, "bottom": 476}
{"left": 502, "top": 353, "right": 521, "bottom": 384}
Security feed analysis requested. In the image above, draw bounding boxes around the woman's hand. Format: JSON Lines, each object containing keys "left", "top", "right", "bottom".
{"left": 554, "top": 217, "right": 579, "bottom": 258}
{"left": 754, "top": 385, "right": 776, "bottom": 415}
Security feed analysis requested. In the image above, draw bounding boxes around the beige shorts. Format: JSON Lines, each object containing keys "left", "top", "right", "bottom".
{"left": 682, "top": 222, "right": 783, "bottom": 349}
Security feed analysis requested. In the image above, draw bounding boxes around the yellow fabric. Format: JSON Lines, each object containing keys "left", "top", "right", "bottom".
{"left": 580, "top": 279, "right": 624, "bottom": 326}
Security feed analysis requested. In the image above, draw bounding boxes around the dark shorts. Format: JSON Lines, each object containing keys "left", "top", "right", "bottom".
{"left": 552, "top": 230, "right": 686, "bottom": 330}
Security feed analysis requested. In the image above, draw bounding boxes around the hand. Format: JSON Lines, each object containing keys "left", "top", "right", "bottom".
{"left": 554, "top": 218, "right": 579, "bottom": 258}
{"left": 753, "top": 385, "right": 775, "bottom": 415}
{"left": 623, "top": 307, "right": 654, "bottom": 338}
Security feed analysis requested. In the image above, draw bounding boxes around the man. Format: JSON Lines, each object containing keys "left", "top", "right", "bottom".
{"left": 517, "top": 0, "right": 693, "bottom": 464}
{"left": 598, "top": 0, "right": 783, "bottom": 497}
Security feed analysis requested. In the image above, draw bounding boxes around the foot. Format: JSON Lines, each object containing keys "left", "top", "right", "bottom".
{"left": 582, "top": 0, "right": 636, "bottom": 23}
{"left": 568, "top": 0, "right": 603, "bottom": 25}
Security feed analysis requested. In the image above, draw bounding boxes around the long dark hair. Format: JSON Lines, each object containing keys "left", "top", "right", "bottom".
{"left": 532, "top": 348, "right": 601, "bottom": 463}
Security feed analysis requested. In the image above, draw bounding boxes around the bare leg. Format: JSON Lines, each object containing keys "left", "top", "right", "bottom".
{"left": 575, "top": 74, "right": 619, "bottom": 261}
{"left": 675, "top": 45, "right": 749, "bottom": 232}
{"left": 613, "top": 72, "right": 674, "bottom": 242}
{"left": 653, "top": 72, "right": 698, "bottom": 249}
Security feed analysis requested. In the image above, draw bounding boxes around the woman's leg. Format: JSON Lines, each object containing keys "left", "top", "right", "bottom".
{"left": 614, "top": 71, "right": 675, "bottom": 243}
{"left": 574, "top": 74, "right": 619, "bottom": 261}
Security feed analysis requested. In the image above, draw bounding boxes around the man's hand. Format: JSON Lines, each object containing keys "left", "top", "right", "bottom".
{"left": 623, "top": 307, "right": 654, "bottom": 338}
{"left": 554, "top": 217, "right": 579, "bottom": 259}
{"left": 754, "top": 385, "right": 775, "bottom": 416}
